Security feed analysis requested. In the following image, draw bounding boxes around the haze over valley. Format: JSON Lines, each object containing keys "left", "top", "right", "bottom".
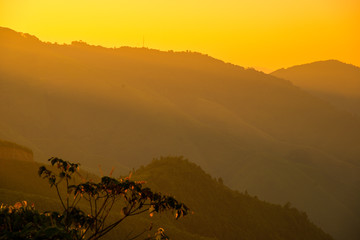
{"left": 0, "top": 26, "right": 359, "bottom": 240}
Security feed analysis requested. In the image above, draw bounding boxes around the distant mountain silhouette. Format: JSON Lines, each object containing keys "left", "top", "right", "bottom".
{"left": 1, "top": 27, "right": 360, "bottom": 240}
{"left": 0, "top": 140, "right": 52, "bottom": 200}
{"left": 272, "top": 60, "right": 360, "bottom": 115}
{"left": 0, "top": 139, "right": 33, "bottom": 162}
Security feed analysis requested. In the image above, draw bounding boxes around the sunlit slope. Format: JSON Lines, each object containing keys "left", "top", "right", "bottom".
{"left": 1, "top": 27, "right": 360, "bottom": 239}
{"left": 272, "top": 60, "right": 360, "bottom": 115}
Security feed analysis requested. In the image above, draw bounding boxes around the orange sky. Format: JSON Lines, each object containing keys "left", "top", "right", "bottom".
{"left": 1, "top": 0, "right": 359, "bottom": 72}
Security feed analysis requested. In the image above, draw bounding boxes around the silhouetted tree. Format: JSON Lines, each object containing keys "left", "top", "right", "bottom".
{"left": 0, "top": 157, "right": 188, "bottom": 240}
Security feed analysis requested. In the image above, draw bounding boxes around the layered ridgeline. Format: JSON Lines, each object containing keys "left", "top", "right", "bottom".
{"left": 272, "top": 60, "right": 360, "bottom": 115}
{"left": 0, "top": 150, "right": 333, "bottom": 240}
{"left": 0, "top": 139, "right": 33, "bottom": 162}
{"left": 0, "top": 139, "right": 55, "bottom": 205}
{"left": 0, "top": 139, "right": 59, "bottom": 202}
{"left": 1, "top": 27, "right": 360, "bottom": 239}
{"left": 0, "top": 139, "right": 36, "bottom": 201}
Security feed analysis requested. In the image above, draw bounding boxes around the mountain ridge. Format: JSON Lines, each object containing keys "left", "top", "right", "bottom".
{"left": 271, "top": 60, "right": 360, "bottom": 116}
{"left": 273, "top": 59, "right": 360, "bottom": 73}
{"left": 1, "top": 26, "right": 360, "bottom": 240}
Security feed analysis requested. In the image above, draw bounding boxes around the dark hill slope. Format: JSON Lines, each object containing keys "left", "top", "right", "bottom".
{"left": 272, "top": 60, "right": 360, "bottom": 115}
{"left": 133, "top": 157, "right": 333, "bottom": 240}
{"left": 1, "top": 27, "right": 360, "bottom": 239}
{"left": 0, "top": 155, "right": 333, "bottom": 240}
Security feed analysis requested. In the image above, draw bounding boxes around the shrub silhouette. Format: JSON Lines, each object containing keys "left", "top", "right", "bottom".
{"left": 0, "top": 157, "right": 188, "bottom": 240}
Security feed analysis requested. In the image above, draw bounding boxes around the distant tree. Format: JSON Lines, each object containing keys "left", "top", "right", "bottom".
{"left": 0, "top": 157, "right": 188, "bottom": 240}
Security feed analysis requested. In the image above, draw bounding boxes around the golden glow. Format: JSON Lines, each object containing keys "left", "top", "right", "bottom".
{"left": 1, "top": 0, "right": 359, "bottom": 71}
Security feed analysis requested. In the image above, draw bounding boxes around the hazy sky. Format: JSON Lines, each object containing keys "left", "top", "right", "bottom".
{"left": 1, "top": 0, "right": 359, "bottom": 71}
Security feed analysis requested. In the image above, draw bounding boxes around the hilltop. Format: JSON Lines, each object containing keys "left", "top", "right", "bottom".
{"left": 0, "top": 140, "right": 54, "bottom": 204}
{"left": 132, "top": 156, "right": 333, "bottom": 240}
{"left": 1, "top": 27, "right": 360, "bottom": 239}
{"left": 272, "top": 60, "right": 360, "bottom": 115}
{"left": 0, "top": 139, "right": 33, "bottom": 162}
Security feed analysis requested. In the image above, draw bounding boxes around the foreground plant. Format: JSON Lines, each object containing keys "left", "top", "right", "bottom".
{"left": 0, "top": 201, "right": 74, "bottom": 239}
{"left": 1, "top": 157, "right": 188, "bottom": 240}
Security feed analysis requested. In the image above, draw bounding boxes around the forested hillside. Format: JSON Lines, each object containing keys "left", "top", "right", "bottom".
{"left": 133, "top": 157, "right": 333, "bottom": 240}
{"left": 0, "top": 153, "right": 333, "bottom": 240}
